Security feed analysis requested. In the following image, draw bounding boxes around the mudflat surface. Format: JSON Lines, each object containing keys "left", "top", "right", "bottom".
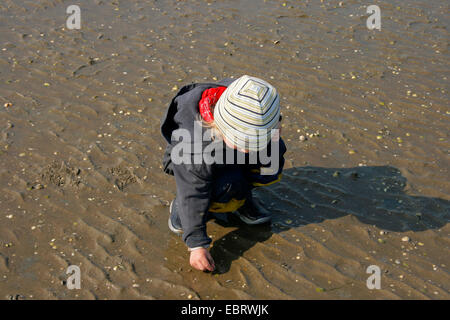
{"left": 0, "top": 0, "right": 448, "bottom": 299}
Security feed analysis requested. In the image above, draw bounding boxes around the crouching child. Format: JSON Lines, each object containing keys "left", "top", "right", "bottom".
{"left": 160, "top": 75, "right": 286, "bottom": 271}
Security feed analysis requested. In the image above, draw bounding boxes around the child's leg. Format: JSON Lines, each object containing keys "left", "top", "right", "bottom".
{"left": 170, "top": 166, "right": 270, "bottom": 232}
{"left": 209, "top": 167, "right": 252, "bottom": 213}
{"left": 169, "top": 167, "right": 251, "bottom": 232}
{"left": 168, "top": 197, "right": 183, "bottom": 234}
{"left": 209, "top": 167, "right": 272, "bottom": 224}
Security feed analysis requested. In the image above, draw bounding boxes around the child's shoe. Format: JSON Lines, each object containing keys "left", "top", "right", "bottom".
{"left": 234, "top": 195, "right": 272, "bottom": 225}
{"left": 168, "top": 200, "right": 183, "bottom": 234}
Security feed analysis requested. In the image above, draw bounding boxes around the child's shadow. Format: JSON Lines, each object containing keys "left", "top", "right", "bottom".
{"left": 208, "top": 165, "right": 450, "bottom": 274}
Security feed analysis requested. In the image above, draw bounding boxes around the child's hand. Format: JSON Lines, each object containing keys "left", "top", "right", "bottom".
{"left": 190, "top": 248, "right": 215, "bottom": 272}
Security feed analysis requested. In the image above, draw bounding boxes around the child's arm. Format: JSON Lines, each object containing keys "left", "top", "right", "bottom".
{"left": 172, "top": 162, "right": 214, "bottom": 250}
{"left": 172, "top": 162, "right": 216, "bottom": 271}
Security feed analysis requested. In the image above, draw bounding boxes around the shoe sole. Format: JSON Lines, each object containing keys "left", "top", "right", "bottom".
{"left": 233, "top": 211, "right": 271, "bottom": 225}
{"left": 168, "top": 200, "right": 183, "bottom": 235}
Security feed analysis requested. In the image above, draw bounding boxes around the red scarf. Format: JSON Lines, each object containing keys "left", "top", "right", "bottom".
{"left": 198, "top": 86, "right": 226, "bottom": 123}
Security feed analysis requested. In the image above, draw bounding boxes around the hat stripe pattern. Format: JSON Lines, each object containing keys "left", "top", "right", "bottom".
{"left": 214, "top": 75, "right": 281, "bottom": 151}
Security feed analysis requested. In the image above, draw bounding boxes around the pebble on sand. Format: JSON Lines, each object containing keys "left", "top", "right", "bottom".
{"left": 401, "top": 236, "right": 410, "bottom": 242}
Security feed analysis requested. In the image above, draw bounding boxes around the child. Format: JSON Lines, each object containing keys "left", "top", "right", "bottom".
{"left": 161, "top": 75, "right": 286, "bottom": 271}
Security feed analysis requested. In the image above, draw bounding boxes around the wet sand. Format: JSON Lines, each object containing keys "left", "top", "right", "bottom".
{"left": 0, "top": 0, "right": 448, "bottom": 299}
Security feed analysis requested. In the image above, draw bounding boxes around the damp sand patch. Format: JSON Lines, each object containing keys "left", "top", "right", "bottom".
{"left": 40, "top": 161, "right": 83, "bottom": 189}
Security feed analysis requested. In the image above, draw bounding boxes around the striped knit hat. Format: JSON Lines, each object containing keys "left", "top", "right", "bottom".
{"left": 214, "top": 75, "right": 281, "bottom": 152}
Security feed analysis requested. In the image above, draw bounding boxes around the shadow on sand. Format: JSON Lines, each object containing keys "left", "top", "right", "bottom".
{"left": 208, "top": 165, "right": 449, "bottom": 274}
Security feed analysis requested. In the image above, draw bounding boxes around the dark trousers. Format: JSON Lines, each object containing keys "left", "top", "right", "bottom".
{"left": 172, "top": 167, "right": 252, "bottom": 221}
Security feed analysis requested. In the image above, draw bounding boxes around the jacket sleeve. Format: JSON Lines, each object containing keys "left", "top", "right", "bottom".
{"left": 172, "top": 162, "right": 214, "bottom": 249}
{"left": 247, "top": 137, "right": 287, "bottom": 187}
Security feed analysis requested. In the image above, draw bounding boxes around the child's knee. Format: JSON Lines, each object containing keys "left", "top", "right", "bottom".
{"left": 211, "top": 168, "right": 250, "bottom": 202}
